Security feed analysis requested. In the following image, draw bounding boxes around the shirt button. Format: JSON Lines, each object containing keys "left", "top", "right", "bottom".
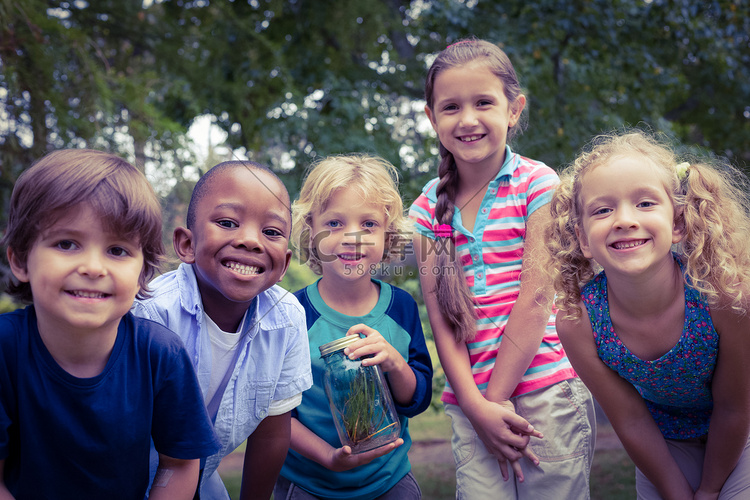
{"left": 482, "top": 208, "right": 488, "bottom": 214}
{"left": 477, "top": 273, "right": 483, "bottom": 280}
{"left": 259, "top": 409, "right": 268, "bottom": 419}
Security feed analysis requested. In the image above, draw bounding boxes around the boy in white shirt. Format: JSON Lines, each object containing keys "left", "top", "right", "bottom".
{"left": 133, "top": 160, "right": 312, "bottom": 499}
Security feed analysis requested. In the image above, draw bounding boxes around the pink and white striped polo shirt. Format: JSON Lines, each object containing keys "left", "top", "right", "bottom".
{"left": 409, "top": 146, "right": 576, "bottom": 404}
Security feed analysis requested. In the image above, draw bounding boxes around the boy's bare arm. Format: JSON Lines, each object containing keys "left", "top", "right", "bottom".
{"left": 289, "top": 416, "right": 402, "bottom": 472}
{"left": 148, "top": 455, "right": 200, "bottom": 500}
{"left": 240, "top": 412, "right": 290, "bottom": 500}
{"left": 0, "top": 461, "right": 15, "bottom": 500}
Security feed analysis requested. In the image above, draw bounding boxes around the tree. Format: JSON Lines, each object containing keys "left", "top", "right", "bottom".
{"left": 415, "top": 0, "right": 750, "bottom": 169}
{"left": 2, "top": 0, "right": 748, "bottom": 236}
{"left": 0, "top": 0, "right": 199, "bottom": 192}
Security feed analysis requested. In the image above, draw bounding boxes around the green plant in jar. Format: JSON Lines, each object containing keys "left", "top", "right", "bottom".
{"left": 339, "top": 364, "right": 399, "bottom": 444}
{"left": 320, "top": 335, "right": 401, "bottom": 453}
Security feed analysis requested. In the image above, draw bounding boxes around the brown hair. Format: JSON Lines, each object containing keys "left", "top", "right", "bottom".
{"left": 2, "top": 149, "right": 165, "bottom": 302}
{"left": 424, "top": 38, "right": 526, "bottom": 342}
{"left": 548, "top": 129, "right": 750, "bottom": 318}
{"left": 291, "top": 154, "right": 411, "bottom": 275}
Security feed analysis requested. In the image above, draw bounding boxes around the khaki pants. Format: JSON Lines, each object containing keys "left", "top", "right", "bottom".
{"left": 636, "top": 434, "right": 750, "bottom": 499}
{"left": 445, "top": 377, "right": 596, "bottom": 500}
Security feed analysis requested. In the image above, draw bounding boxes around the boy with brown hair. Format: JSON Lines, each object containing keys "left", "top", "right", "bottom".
{"left": 0, "top": 149, "right": 220, "bottom": 499}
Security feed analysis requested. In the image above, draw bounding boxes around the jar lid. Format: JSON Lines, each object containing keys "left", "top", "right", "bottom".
{"left": 319, "top": 335, "right": 361, "bottom": 357}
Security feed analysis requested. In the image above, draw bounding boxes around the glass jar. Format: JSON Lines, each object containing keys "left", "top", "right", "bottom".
{"left": 319, "top": 335, "right": 401, "bottom": 454}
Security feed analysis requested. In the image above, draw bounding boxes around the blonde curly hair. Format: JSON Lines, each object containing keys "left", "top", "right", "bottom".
{"left": 547, "top": 129, "right": 750, "bottom": 319}
{"left": 291, "top": 154, "right": 412, "bottom": 275}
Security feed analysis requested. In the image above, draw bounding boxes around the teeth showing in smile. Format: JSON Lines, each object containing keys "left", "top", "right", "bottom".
{"left": 459, "top": 135, "right": 483, "bottom": 142}
{"left": 338, "top": 254, "right": 363, "bottom": 261}
{"left": 68, "top": 290, "right": 107, "bottom": 298}
{"left": 226, "top": 262, "right": 261, "bottom": 275}
{"left": 612, "top": 239, "right": 647, "bottom": 250}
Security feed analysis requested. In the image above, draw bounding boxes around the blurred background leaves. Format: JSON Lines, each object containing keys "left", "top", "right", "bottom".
{"left": 2, "top": 0, "right": 749, "bottom": 291}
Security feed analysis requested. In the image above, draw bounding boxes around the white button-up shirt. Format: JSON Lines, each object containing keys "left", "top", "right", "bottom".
{"left": 132, "top": 263, "right": 312, "bottom": 499}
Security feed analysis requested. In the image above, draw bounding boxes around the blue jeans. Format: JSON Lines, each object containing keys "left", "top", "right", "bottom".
{"left": 273, "top": 471, "right": 421, "bottom": 500}
{"left": 445, "top": 378, "right": 596, "bottom": 500}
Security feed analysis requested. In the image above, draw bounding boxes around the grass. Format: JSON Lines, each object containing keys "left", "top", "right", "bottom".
{"left": 590, "top": 448, "right": 636, "bottom": 500}
{"left": 407, "top": 407, "right": 452, "bottom": 441}
{"left": 219, "top": 409, "right": 636, "bottom": 499}
{"left": 221, "top": 474, "right": 243, "bottom": 499}
{"left": 411, "top": 461, "right": 457, "bottom": 499}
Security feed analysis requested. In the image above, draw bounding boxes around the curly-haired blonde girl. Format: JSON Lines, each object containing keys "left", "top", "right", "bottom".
{"left": 547, "top": 128, "right": 750, "bottom": 499}
{"left": 548, "top": 129, "right": 750, "bottom": 318}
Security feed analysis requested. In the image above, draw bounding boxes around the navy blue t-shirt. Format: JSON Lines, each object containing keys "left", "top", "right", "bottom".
{"left": 0, "top": 307, "right": 220, "bottom": 499}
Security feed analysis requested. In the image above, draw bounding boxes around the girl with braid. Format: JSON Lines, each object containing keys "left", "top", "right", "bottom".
{"left": 409, "top": 38, "right": 595, "bottom": 499}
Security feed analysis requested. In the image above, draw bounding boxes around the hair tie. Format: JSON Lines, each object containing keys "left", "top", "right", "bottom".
{"left": 446, "top": 40, "right": 474, "bottom": 49}
{"left": 434, "top": 224, "right": 453, "bottom": 239}
{"left": 675, "top": 162, "right": 690, "bottom": 181}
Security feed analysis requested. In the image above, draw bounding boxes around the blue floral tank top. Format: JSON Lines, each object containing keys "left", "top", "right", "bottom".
{"left": 581, "top": 261, "right": 717, "bottom": 440}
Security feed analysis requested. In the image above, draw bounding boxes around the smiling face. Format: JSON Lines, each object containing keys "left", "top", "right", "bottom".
{"left": 426, "top": 61, "right": 525, "bottom": 175}
{"left": 575, "top": 155, "right": 683, "bottom": 277}
{"left": 8, "top": 203, "right": 144, "bottom": 337}
{"left": 310, "top": 186, "right": 387, "bottom": 287}
{"left": 176, "top": 166, "right": 292, "bottom": 328}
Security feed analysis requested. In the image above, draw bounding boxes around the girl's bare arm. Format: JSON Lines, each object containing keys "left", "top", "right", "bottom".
{"left": 484, "top": 207, "right": 554, "bottom": 403}
{"left": 414, "top": 235, "right": 540, "bottom": 481}
{"left": 696, "top": 303, "right": 750, "bottom": 497}
{"left": 557, "top": 310, "right": 693, "bottom": 499}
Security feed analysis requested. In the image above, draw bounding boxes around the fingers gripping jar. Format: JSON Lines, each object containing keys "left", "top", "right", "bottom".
{"left": 319, "top": 335, "right": 401, "bottom": 454}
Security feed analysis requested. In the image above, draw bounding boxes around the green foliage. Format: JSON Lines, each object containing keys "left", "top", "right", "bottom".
{"left": 338, "top": 367, "right": 395, "bottom": 445}
{"left": 2, "top": 2, "right": 748, "bottom": 403}
{"left": 3, "top": 1, "right": 747, "bottom": 253}
{"left": 0, "top": 294, "right": 22, "bottom": 314}
{"left": 279, "top": 260, "right": 318, "bottom": 293}
{"left": 3, "top": 1, "right": 748, "bottom": 229}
